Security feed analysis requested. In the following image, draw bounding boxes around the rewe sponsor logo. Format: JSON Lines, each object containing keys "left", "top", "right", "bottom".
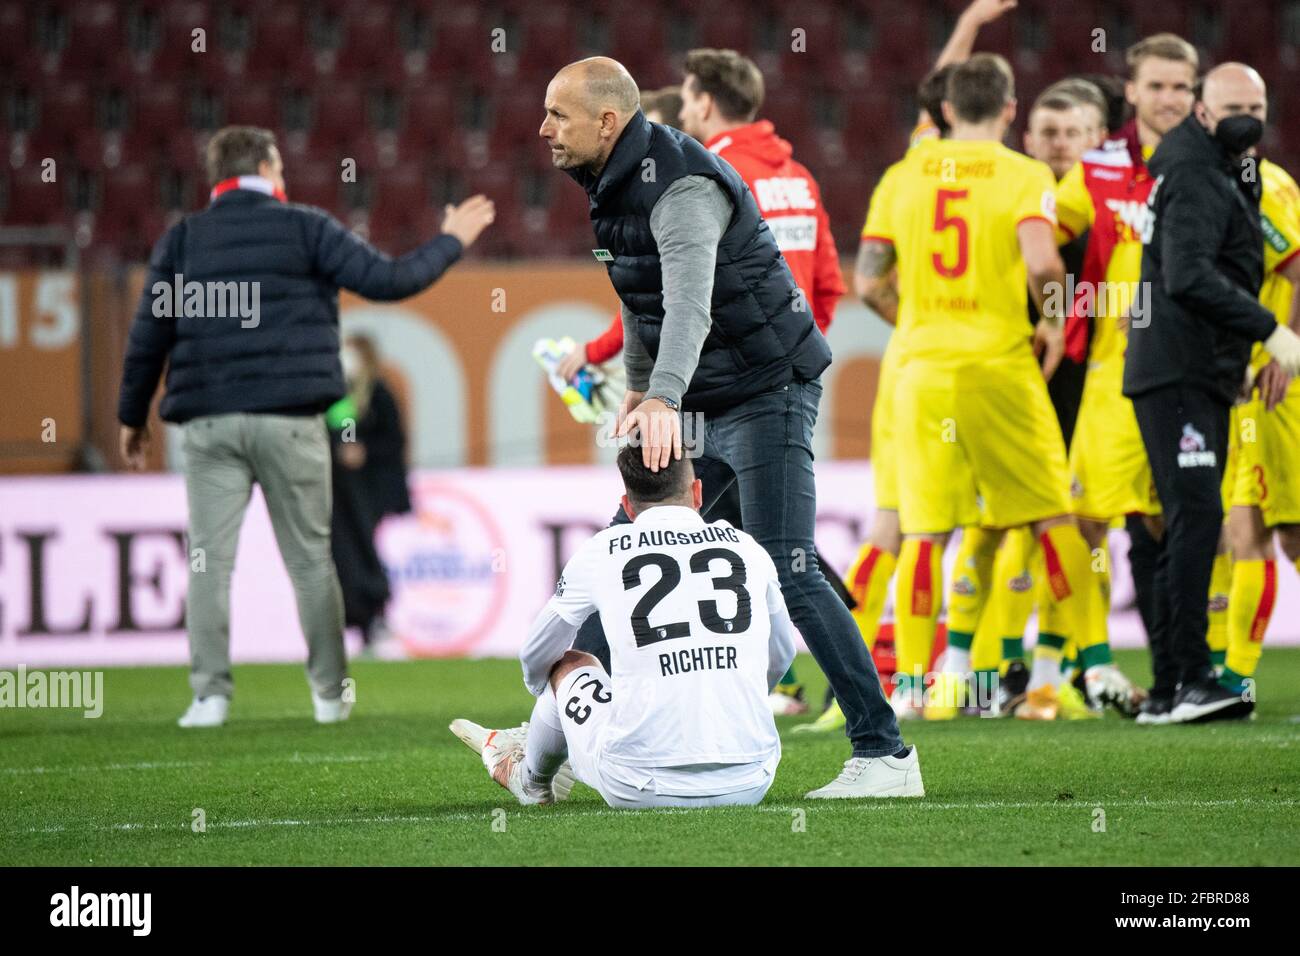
{"left": 752, "top": 176, "right": 817, "bottom": 212}
{"left": 50, "top": 886, "right": 151, "bottom": 936}
{"left": 1178, "top": 423, "right": 1216, "bottom": 468}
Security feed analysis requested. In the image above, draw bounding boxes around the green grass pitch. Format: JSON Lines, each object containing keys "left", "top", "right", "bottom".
{"left": 4, "top": 650, "right": 1298, "bottom": 866}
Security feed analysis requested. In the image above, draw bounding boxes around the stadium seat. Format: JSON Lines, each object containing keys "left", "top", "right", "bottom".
{"left": 1, "top": 163, "right": 66, "bottom": 225}
{"left": 217, "top": 82, "right": 279, "bottom": 129}
{"left": 287, "top": 160, "right": 342, "bottom": 212}
{"left": 38, "top": 83, "right": 95, "bottom": 140}
{"left": 0, "top": 1, "right": 30, "bottom": 69}
{"left": 96, "top": 163, "right": 155, "bottom": 220}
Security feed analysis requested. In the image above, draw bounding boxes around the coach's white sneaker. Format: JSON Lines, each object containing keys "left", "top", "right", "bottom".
{"left": 449, "top": 718, "right": 575, "bottom": 804}
{"left": 177, "top": 695, "right": 229, "bottom": 728}
{"left": 804, "top": 747, "right": 925, "bottom": 799}
{"left": 312, "top": 691, "right": 353, "bottom": 724}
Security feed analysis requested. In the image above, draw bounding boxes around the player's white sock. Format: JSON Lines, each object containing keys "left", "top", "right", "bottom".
{"left": 524, "top": 684, "right": 568, "bottom": 787}
{"left": 1030, "top": 652, "right": 1063, "bottom": 691}
{"left": 943, "top": 647, "right": 971, "bottom": 675}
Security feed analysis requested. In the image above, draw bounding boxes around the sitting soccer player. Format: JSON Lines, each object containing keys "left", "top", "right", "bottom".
{"left": 452, "top": 446, "right": 922, "bottom": 807}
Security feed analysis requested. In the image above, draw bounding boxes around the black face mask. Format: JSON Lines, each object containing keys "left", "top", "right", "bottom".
{"left": 1213, "top": 114, "right": 1264, "bottom": 154}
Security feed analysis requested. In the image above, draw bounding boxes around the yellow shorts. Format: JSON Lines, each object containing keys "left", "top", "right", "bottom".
{"left": 895, "top": 352, "right": 1071, "bottom": 534}
{"left": 872, "top": 342, "right": 902, "bottom": 511}
{"left": 1230, "top": 386, "right": 1300, "bottom": 525}
{"left": 1069, "top": 359, "right": 1161, "bottom": 521}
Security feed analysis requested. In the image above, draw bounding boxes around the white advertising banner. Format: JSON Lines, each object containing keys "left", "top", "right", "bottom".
{"left": 1, "top": 464, "right": 1296, "bottom": 667}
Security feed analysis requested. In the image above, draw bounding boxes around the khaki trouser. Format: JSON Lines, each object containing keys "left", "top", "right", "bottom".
{"left": 181, "top": 412, "right": 347, "bottom": 701}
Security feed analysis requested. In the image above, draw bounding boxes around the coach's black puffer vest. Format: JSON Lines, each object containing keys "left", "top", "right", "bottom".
{"left": 566, "top": 111, "right": 831, "bottom": 412}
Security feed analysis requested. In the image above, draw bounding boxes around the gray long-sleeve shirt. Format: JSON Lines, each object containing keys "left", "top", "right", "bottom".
{"left": 622, "top": 175, "right": 734, "bottom": 406}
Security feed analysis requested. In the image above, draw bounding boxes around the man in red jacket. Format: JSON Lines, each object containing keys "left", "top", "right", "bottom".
{"left": 680, "top": 48, "right": 845, "bottom": 331}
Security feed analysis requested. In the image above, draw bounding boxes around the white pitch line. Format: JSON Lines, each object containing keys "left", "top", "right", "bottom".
{"left": 14, "top": 797, "right": 1300, "bottom": 836}
{"left": 1, "top": 753, "right": 388, "bottom": 776}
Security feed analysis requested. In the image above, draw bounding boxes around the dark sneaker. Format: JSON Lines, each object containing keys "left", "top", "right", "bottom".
{"left": 1135, "top": 693, "right": 1175, "bottom": 725}
{"left": 991, "top": 661, "right": 1029, "bottom": 718}
{"left": 1169, "top": 679, "right": 1254, "bottom": 724}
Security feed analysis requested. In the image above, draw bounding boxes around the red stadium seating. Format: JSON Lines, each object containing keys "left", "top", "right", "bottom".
{"left": 4, "top": 1, "right": 1300, "bottom": 262}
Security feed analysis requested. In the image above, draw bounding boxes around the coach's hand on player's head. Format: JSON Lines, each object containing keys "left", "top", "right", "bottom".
{"left": 119, "top": 424, "right": 150, "bottom": 471}
{"left": 618, "top": 396, "right": 682, "bottom": 472}
{"left": 1032, "top": 318, "right": 1065, "bottom": 383}
{"left": 440, "top": 194, "right": 496, "bottom": 248}
{"left": 615, "top": 389, "right": 644, "bottom": 432}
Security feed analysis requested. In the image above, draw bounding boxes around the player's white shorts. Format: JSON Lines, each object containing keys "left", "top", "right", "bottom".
{"left": 554, "top": 664, "right": 776, "bottom": 809}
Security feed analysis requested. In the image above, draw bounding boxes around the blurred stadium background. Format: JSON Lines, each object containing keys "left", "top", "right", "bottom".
{"left": 2, "top": 0, "right": 1299, "bottom": 666}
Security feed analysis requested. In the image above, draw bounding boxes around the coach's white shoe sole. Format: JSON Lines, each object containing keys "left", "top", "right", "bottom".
{"left": 177, "top": 695, "right": 230, "bottom": 728}
{"left": 804, "top": 747, "right": 925, "bottom": 799}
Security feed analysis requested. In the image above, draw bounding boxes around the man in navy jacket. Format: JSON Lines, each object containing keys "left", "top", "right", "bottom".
{"left": 117, "top": 126, "right": 493, "bottom": 727}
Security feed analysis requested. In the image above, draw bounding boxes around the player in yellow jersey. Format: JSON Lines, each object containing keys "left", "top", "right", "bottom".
{"left": 800, "top": 0, "right": 1016, "bottom": 732}
{"left": 857, "top": 53, "right": 1099, "bottom": 721}
{"left": 1213, "top": 67, "right": 1300, "bottom": 707}
{"left": 1053, "top": 35, "right": 1197, "bottom": 718}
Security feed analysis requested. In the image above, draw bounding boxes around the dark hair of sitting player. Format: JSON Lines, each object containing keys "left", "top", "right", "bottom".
{"left": 616, "top": 444, "right": 696, "bottom": 512}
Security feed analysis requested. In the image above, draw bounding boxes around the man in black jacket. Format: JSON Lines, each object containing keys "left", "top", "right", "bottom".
{"left": 1124, "top": 64, "right": 1300, "bottom": 723}
{"left": 117, "top": 126, "right": 494, "bottom": 727}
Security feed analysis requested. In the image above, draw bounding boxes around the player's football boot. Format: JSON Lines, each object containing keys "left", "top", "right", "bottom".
{"left": 1014, "top": 684, "right": 1059, "bottom": 721}
{"left": 1056, "top": 680, "right": 1101, "bottom": 720}
{"left": 449, "top": 718, "right": 575, "bottom": 804}
{"left": 791, "top": 698, "right": 847, "bottom": 734}
{"left": 1167, "top": 680, "right": 1254, "bottom": 724}
{"left": 923, "top": 671, "right": 966, "bottom": 721}
{"left": 768, "top": 683, "right": 810, "bottom": 716}
{"left": 804, "top": 746, "right": 925, "bottom": 799}
{"left": 989, "top": 660, "right": 1029, "bottom": 718}
{"left": 1084, "top": 663, "right": 1146, "bottom": 718}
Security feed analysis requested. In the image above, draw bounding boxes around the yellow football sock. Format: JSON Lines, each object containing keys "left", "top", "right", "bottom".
{"left": 1207, "top": 549, "right": 1232, "bottom": 665}
{"left": 896, "top": 537, "right": 943, "bottom": 690}
{"left": 1072, "top": 540, "right": 1112, "bottom": 671}
{"left": 1033, "top": 524, "right": 1094, "bottom": 686}
{"left": 1225, "top": 558, "right": 1277, "bottom": 681}
{"left": 971, "top": 605, "right": 1001, "bottom": 672}
{"left": 945, "top": 526, "right": 1001, "bottom": 669}
{"left": 844, "top": 542, "right": 897, "bottom": 651}
{"left": 990, "top": 529, "right": 1035, "bottom": 674}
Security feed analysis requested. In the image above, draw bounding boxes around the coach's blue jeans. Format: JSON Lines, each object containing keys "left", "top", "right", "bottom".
{"left": 573, "top": 379, "right": 904, "bottom": 758}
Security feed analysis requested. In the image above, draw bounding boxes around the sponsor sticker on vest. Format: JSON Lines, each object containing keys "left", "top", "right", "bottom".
{"left": 592, "top": 249, "right": 613, "bottom": 262}
{"left": 1261, "top": 213, "right": 1291, "bottom": 254}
